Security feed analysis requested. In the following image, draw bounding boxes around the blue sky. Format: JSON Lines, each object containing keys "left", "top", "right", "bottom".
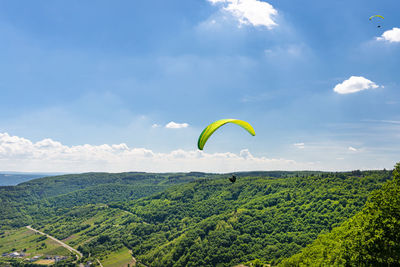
{"left": 1, "top": 0, "right": 399, "bottom": 172}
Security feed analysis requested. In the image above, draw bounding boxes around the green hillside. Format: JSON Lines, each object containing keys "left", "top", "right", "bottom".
{"left": 0, "top": 169, "right": 396, "bottom": 266}
{"left": 0, "top": 171, "right": 325, "bottom": 229}
{"left": 280, "top": 163, "right": 400, "bottom": 266}
{"left": 0, "top": 172, "right": 213, "bottom": 228}
{"left": 19, "top": 170, "right": 392, "bottom": 266}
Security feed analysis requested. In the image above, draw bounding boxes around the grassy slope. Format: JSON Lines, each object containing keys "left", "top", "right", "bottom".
{"left": 100, "top": 247, "right": 135, "bottom": 267}
{"left": 0, "top": 227, "right": 70, "bottom": 256}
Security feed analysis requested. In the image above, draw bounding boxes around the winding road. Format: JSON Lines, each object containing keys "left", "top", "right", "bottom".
{"left": 26, "top": 225, "right": 83, "bottom": 259}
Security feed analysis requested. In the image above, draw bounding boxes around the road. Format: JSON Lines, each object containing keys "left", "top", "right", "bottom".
{"left": 26, "top": 225, "right": 83, "bottom": 259}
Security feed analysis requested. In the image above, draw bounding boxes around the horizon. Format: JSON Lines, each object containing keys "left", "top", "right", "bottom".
{"left": 0, "top": 168, "right": 391, "bottom": 176}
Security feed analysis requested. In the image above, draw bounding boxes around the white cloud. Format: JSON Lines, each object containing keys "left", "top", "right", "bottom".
{"left": 293, "top": 143, "right": 305, "bottom": 149}
{"left": 363, "top": 119, "right": 400, "bottom": 125}
{"left": 348, "top": 146, "right": 358, "bottom": 152}
{"left": 381, "top": 120, "right": 400, "bottom": 124}
{"left": 151, "top": 124, "right": 160, "bottom": 128}
{"left": 165, "top": 121, "right": 189, "bottom": 129}
{"left": 207, "top": 0, "right": 278, "bottom": 29}
{"left": 333, "top": 76, "right": 380, "bottom": 94}
{"left": 264, "top": 44, "right": 306, "bottom": 58}
{"left": 0, "top": 132, "right": 312, "bottom": 173}
{"left": 376, "top": 27, "right": 400, "bottom": 43}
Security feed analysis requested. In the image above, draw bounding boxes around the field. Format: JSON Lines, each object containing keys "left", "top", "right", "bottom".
{"left": 100, "top": 247, "right": 135, "bottom": 267}
{"left": 0, "top": 228, "right": 69, "bottom": 256}
{"left": 0, "top": 227, "right": 71, "bottom": 263}
{"left": 35, "top": 259, "right": 55, "bottom": 265}
{"left": 36, "top": 204, "right": 134, "bottom": 250}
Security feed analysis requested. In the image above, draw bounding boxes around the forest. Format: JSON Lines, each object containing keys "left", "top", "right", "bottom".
{"left": 1, "top": 166, "right": 399, "bottom": 266}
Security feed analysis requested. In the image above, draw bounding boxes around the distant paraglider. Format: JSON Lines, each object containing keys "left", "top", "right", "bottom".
{"left": 369, "top": 15, "right": 384, "bottom": 20}
{"left": 229, "top": 175, "right": 237, "bottom": 183}
{"left": 369, "top": 15, "right": 384, "bottom": 28}
{"left": 197, "top": 119, "right": 255, "bottom": 150}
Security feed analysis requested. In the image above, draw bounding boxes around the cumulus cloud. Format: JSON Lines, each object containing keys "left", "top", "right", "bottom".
{"left": 293, "top": 143, "right": 305, "bottom": 149}
{"left": 207, "top": 0, "right": 278, "bottom": 29}
{"left": 333, "top": 76, "right": 380, "bottom": 94}
{"left": 348, "top": 146, "right": 358, "bottom": 152}
{"left": 151, "top": 124, "right": 161, "bottom": 128}
{"left": 0, "top": 132, "right": 311, "bottom": 173}
{"left": 165, "top": 121, "right": 189, "bottom": 129}
{"left": 376, "top": 27, "right": 400, "bottom": 43}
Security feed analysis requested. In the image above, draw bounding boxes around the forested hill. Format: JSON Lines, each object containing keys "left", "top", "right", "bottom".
{"left": 0, "top": 170, "right": 324, "bottom": 210}
{"left": 23, "top": 169, "right": 393, "bottom": 266}
{"left": 0, "top": 171, "right": 222, "bottom": 228}
{"left": 280, "top": 163, "right": 400, "bottom": 266}
{"left": 0, "top": 171, "right": 304, "bottom": 228}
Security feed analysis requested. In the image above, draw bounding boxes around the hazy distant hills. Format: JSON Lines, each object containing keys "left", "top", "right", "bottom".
{"left": 0, "top": 173, "right": 52, "bottom": 186}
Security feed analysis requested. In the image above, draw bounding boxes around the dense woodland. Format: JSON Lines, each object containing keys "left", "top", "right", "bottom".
{"left": 0, "top": 167, "right": 399, "bottom": 266}
{"left": 280, "top": 163, "right": 400, "bottom": 266}
{"left": 0, "top": 172, "right": 208, "bottom": 228}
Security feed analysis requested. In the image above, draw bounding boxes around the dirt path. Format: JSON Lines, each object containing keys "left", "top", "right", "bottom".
{"left": 129, "top": 250, "right": 149, "bottom": 267}
{"left": 26, "top": 225, "right": 83, "bottom": 259}
{"left": 128, "top": 250, "right": 137, "bottom": 266}
{"left": 96, "top": 258, "right": 104, "bottom": 267}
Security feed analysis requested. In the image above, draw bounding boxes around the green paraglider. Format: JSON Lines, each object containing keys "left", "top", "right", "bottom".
{"left": 369, "top": 15, "right": 384, "bottom": 20}
{"left": 197, "top": 119, "right": 255, "bottom": 150}
{"left": 369, "top": 15, "right": 384, "bottom": 28}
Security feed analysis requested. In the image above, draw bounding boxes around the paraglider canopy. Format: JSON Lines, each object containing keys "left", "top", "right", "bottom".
{"left": 369, "top": 15, "right": 384, "bottom": 20}
{"left": 197, "top": 119, "right": 255, "bottom": 150}
{"left": 369, "top": 15, "right": 384, "bottom": 28}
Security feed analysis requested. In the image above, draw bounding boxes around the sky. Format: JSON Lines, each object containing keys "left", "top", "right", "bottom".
{"left": 1, "top": 0, "right": 400, "bottom": 173}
